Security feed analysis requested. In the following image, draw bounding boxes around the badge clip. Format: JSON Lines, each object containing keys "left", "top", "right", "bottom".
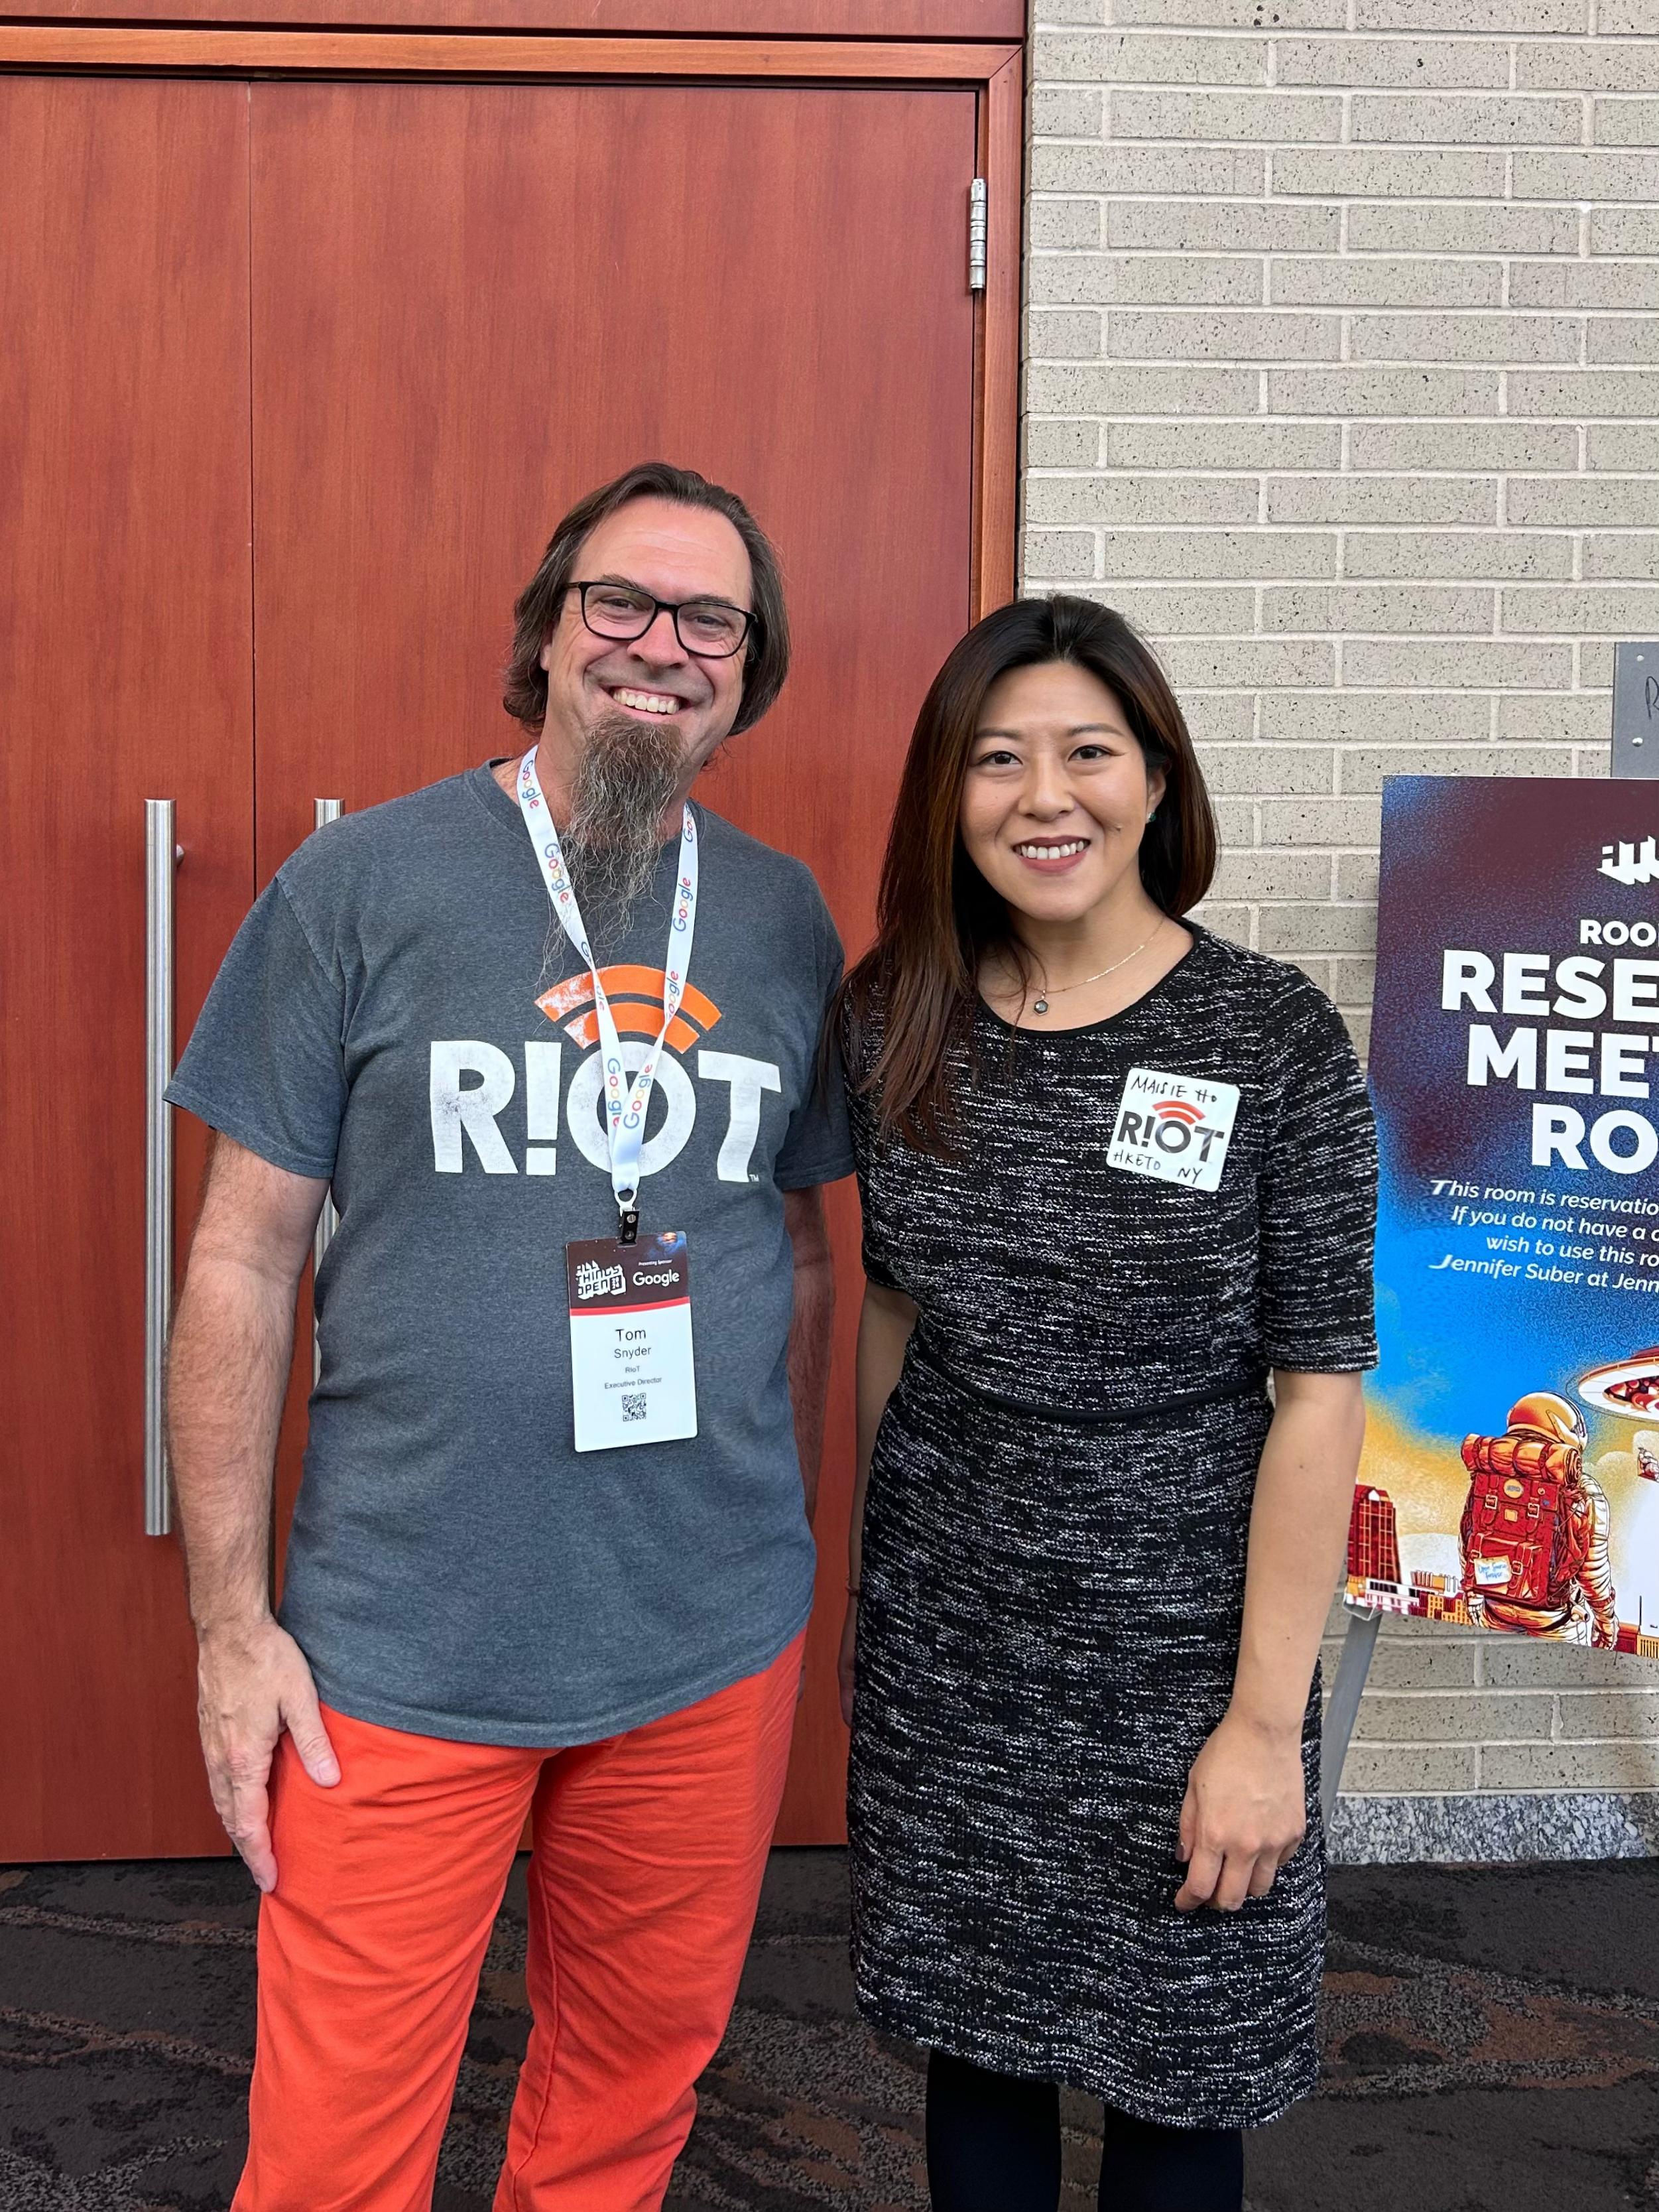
{"left": 617, "top": 1202, "right": 640, "bottom": 1247}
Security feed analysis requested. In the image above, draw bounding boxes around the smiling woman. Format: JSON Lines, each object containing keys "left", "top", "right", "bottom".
{"left": 845, "top": 596, "right": 1216, "bottom": 1151}
{"left": 962, "top": 659, "right": 1187, "bottom": 1021}
{"left": 835, "top": 595, "right": 1379, "bottom": 2212}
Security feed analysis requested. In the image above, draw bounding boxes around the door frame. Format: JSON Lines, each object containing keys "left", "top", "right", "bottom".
{"left": 0, "top": 29, "right": 1022, "bottom": 612}
{"left": 2, "top": 30, "right": 1020, "bottom": 1849}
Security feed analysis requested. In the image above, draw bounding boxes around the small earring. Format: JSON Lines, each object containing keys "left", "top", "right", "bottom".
{"left": 1146, "top": 807, "right": 1158, "bottom": 824}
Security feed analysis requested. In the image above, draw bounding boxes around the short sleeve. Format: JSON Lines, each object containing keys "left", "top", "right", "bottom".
{"left": 165, "top": 872, "right": 346, "bottom": 1179}
{"left": 857, "top": 1210, "right": 901, "bottom": 1294}
{"left": 773, "top": 883, "right": 855, "bottom": 1192}
{"left": 1256, "top": 979, "right": 1379, "bottom": 1373}
{"left": 837, "top": 991, "right": 902, "bottom": 1293}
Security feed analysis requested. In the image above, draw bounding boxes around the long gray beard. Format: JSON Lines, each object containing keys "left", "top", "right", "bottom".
{"left": 560, "top": 710, "right": 687, "bottom": 939}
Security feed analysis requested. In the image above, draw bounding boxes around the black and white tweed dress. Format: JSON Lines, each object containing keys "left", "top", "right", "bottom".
{"left": 844, "top": 928, "right": 1378, "bottom": 2129}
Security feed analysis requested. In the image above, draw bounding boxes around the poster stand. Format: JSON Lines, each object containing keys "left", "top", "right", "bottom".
{"left": 1318, "top": 641, "right": 1659, "bottom": 1832}
{"left": 1319, "top": 1602, "right": 1382, "bottom": 1828}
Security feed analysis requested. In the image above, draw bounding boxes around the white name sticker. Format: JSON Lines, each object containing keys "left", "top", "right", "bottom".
{"left": 566, "top": 1229, "right": 698, "bottom": 1453}
{"left": 1107, "top": 1067, "right": 1241, "bottom": 1193}
{"left": 1474, "top": 1555, "right": 1512, "bottom": 1589}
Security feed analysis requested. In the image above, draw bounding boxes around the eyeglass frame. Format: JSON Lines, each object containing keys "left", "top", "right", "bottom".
{"left": 568, "top": 578, "right": 757, "bottom": 661}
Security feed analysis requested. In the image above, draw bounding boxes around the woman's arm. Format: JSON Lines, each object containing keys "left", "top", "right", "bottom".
{"left": 782, "top": 1185, "right": 836, "bottom": 1526}
{"left": 839, "top": 1280, "right": 918, "bottom": 1726}
{"left": 1174, "top": 1368, "right": 1367, "bottom": 1914}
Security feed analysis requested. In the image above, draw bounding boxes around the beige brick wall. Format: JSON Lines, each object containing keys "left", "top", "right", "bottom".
{"left": 1023, "top": 0, "right": 1659, "bottom": 1828}
{"left": 1318, "top": 1615, "right": 1659, "bottom": 1799}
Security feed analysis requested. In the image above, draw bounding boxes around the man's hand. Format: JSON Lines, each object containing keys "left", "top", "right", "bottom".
{"left": 197, "top": 1618, "right": 339, "bottom": 1892}
{"left": 1174, "top": 1709, "right": 1305, "bottom": 1914}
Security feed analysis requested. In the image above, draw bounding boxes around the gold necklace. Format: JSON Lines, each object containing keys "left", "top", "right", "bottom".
{"left": 1030, "top": 921, "right": 1164, "bottom": 1016}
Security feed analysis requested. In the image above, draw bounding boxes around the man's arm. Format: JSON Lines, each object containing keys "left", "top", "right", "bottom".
{"left": 167, "top": 1132, "right": 336, "bottom": 1892}
{"left": 782, "top": 1184, "right": 836, "bottom": 1526}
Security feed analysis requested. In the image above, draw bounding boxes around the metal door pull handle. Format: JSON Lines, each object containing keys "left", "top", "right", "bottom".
{"left": 145, "top": 801, "right": 176, "bottom": 1536}
{"left": 312, "top": 801, "right": 343, "bottom": 1385}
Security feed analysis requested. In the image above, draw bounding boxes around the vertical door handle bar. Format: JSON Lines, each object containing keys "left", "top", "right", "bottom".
{"left": 145, "top": 800, "right": 176, "bottom": 1536}
{"left": 312, "top": 799, "right": 344, "bottom": 1385}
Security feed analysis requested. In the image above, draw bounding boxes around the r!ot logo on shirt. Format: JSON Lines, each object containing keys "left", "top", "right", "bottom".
{"left": 1107, "top": 1067, "right": 1241, "bottom": 1193}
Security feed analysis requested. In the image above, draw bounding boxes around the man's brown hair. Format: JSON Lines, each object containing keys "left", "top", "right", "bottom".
{"left": 503, "top": 462, "right": 790, "bottom": 737}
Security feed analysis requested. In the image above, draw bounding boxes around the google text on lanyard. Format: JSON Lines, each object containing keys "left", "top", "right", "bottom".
{"left": 516, "top": 744, "right": 700, "bottom": 1452}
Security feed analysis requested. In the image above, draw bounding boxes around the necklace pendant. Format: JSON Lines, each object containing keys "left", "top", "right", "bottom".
{"left": 1032, "top": 997, "right": 1049, "bottom": 1015}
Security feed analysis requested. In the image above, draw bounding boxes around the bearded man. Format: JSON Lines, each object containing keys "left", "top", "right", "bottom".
{"left": 164, "top": 463, "right": 851, "bottom": 2211}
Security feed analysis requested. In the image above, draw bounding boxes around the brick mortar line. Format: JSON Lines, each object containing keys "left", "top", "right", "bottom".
{"left": 1093, "top": 661, "right": 1611, "bottom": 682}
{"left": 1037, "top": 19, "right": 1550, "bottom": 26}
{"left": 1030, "top": 352, "right": 1656, "bottom": 361}
{"left": 1046, "top": 84, "right": 1659, "bottom": 92}
{"left": 1017, "top": 625, "right": 1648, "bottom": 639}
{"left": 1034, "top": 531, "right": 1653, "bottom": 541}
{"left": 1065, "top": 123, "right": 1641, "bottom": 135}
{"left": 1028, "top": 203, "right": 1650, "bottom": 222}
{"left": 1025, "top": 562, "right": 1632, "bottom": 586}
{"left": 1035, "top": 23, "right": 1628, "bottom": 40}
{"left": 1036, "top": 291, "right": 1659, "bottom": 306}
{"left": 1033, "top": 417, "right": 1657, "bottom": 428}
{"left": 1048, "top": 143, "right": 1656, "bottom": 153}
{"left": 1041, "top": 311, "right": 1651, "bottom": 319}
{"left": 1028, "top": 470, "right": 1659, "bottom": 481}
{"left": 1030, "top": 250, "right": 1659, "bottom": 261}
{"left": 1038, "top": 15, "right": 1611, "bottom": 34}
{"left": 1349, "top": 1687, "right": 1659, "bottom": 1698}
{"left": 1035, "top": 480, "right": 1659, "bottom": 489}
{"left": 1035, "top": 533, "right": 1654, "bottom": 542}
{"left": 1025, "top": 409, "right": 1659, "bottom": 419}
{"left": 1026, "top": 172, "right": 1654, "bottom": 186}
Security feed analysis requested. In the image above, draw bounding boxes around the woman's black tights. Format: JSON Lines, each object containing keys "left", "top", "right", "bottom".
{"left": 926, "top": 2050, "right": 1244, "bottom": 2212}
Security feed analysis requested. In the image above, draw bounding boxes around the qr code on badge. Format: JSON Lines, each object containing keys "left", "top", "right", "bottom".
{"left": 622, "top": 1392, "right": 648, "bottom": 1423}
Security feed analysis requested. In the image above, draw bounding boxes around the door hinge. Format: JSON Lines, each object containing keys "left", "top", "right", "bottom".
{"left": 969, "top": 178, "right": 987, "bottom": 293}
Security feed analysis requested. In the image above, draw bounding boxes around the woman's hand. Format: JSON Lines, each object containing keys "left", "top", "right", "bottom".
{"left": 838, "top": 1596, "right": 859, "bottom": 1729}
{"left": 1174, "top": 1709, "right": 1306, "bottom": 1914}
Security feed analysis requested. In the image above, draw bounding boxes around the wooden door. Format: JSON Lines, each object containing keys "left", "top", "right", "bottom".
{"left": 249, "top": 78, "right": 980, "bottom": 1838}
{"left": 0, "top": 78, "right": 254, "bottom": 1857}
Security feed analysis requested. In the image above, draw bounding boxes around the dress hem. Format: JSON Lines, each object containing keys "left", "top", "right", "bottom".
{"left": 852, "top": 1983, "right": 1317, "bottom": 2132}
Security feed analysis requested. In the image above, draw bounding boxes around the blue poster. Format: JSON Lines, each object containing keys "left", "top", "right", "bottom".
{"left": 1352, "top": 777, "right": 1659, "bottom": 1655}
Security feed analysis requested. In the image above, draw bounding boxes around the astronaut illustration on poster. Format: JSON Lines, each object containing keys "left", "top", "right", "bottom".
{"left": 1457, "top": 1390, "right": 1615, "bottom": 1645}
{"left": 1354, "top": 779, "right": 1659, "bottom": 1658}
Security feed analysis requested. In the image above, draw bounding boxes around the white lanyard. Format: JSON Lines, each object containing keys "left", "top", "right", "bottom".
{"left": 515, "top": 745, "right": 699, "bottom": 1239}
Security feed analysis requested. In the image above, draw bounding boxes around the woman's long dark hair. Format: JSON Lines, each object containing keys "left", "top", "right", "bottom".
{"left": 842, "top": 595, "right": 1217, "bottom": 1153}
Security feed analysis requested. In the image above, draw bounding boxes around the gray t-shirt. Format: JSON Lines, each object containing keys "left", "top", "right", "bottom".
{"left": 167, "top": 763, "right": 853, "bottom": 1744}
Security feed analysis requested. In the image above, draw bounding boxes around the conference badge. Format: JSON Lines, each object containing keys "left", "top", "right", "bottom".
{"left": 566, "top": 1229, "right": 698, "bottom": 1453}
{"left": 1107, "top": 1067, "right": 1241, "bottom": 1193}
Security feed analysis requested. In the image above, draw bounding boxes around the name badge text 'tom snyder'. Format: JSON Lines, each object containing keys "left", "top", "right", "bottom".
{"left": 1107, "top": 1067, "right": 1241, "bottom": 1193}
{"left": 566, "top": 1228, "right": 698, "bottom": 1453}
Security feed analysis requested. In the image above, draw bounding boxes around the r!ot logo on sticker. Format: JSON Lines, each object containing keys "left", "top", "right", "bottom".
{"left": 1107, "top": 1067, "right": 1241, "bottom": 1193}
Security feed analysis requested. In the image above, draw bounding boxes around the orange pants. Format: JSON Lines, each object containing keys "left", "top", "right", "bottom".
{"left": 233, "top": 1634, "right": 805, "bottom": 2212}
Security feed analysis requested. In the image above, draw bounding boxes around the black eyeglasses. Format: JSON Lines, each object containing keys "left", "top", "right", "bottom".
{"left": 570, "top": 580, "right": 755, "bottom": 661}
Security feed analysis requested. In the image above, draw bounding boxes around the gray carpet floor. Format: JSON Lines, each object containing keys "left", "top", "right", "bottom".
{"left": 3, "top": 1850, "right": 1657, "bottom": 2209}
